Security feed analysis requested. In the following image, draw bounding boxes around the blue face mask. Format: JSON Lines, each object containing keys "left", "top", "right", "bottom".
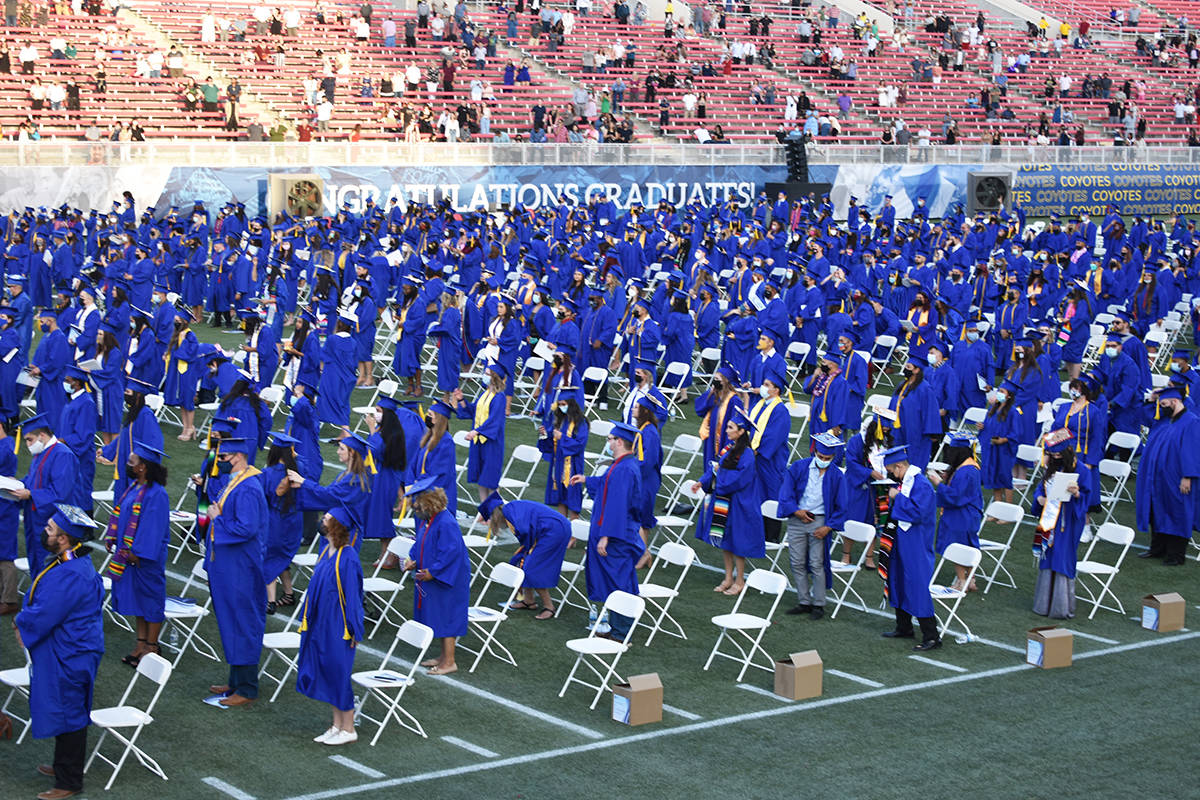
{"left": 966, "top": 331, "right": 980, "bottom": 342}
{"left": 814, "top": 457, "right": 833, "bottom": 469}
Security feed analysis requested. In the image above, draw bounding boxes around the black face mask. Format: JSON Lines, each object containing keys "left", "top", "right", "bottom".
{"left": 424, "top": 416, "right": 434, "bottom": 429}
{"left": 634, "top": 373, "right": 645, "bottom": 385}
{"left": 820, "top": 363, "right": 830, "bottom": 374}
{"left": 553, "top": 354, "right": 564, "bottom": 367}
{"left": 903, "top": 368, "right": 915, "bottom": 379}
{"left": 216, "top": 460, "right": 232, "bottom": 475}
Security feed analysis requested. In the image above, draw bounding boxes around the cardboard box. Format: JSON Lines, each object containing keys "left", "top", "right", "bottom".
{"left": 773, "top": 651, "right": 823, "bottom": 700}
{"left": 1142, "top": 593, "right": 1186, "bottom": 632}
{"left": 612, "top": 673, "right": 662, "bottom": 726}
{"left": 1026, "top": 627, "right": 1073, "bottom": 669}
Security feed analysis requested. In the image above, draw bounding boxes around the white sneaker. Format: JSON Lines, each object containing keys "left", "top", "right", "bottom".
{"left": 1080, "top": 525, "right": 1094, "bottom": 544}
{"left": 324, "top": 728, "right": 358, "bottom": 746}
{"left": 313, "top": 726, "right": 337, "bottom": 743}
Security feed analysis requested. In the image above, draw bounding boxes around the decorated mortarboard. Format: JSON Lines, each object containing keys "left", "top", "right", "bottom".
{"left": 338, "top": 308, "right": 358, "bottom": 325}
{"left": 50, "top": 503, "right": 100, "bottom": 541}
{"left": 266, "top": 431, "right": 300, "bottom": 447}
{"left": 813, "top": 432, "right": 844, "bottom": 454}
{"left": 376, "top": 395, "right": 401, "bottom": 413}
{"left": 728, "top": 406, "right": 755, "bottom": 430}
{"left": 881, "top": 445, "right": 910, "bottom": 466}
{"left": 905, "top": 354, "right": 928, "bottom": 369}
{"left": 476, "top": 491, "right": 504, "bottom": 520}
{"left": 131, "top": 441, "right": 168, "bottom": 464}
{"left": 1041, "top": 428, "right": 1076, "bottom": 454}
{"left": 328, "top": 500, "right": 361, "bottom": 531}
{"left": 946, "top": 432, "right": 976, "bottom": 449}
{"left": 4, "top": 273, "right": 27, "bottom": 285}
{"left": 635, "top": 393, "right": 666, "bottom": 414}
{"left": 404, "top": 474, "right": 439, "bottom": 496}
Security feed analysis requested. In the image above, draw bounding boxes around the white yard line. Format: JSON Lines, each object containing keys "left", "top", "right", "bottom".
{"left": 825, "top": 669, "right": 885, "bottom": 688}
{"left": 907, "top": 655, "right": 968, "bottom": 673}
{"left": 440, "top": 736, "right": 500, "bottom": 758}
{"left": 1066, "top": 630, "right": 1120, "bottom": 645}
{"left": 280, "top": 631, "right": 1200, "bottom": 800}
{"left": 202, "top": 777, "right": 257, "bottom": 800}
{"left": 735, "top": 682, "right": 790, "bottom": 702}
{"left": 661, "top": 703, "right": 702, "bottom": 720}
{"left": 328, "top": 756, "right": 386, "bottom": 778}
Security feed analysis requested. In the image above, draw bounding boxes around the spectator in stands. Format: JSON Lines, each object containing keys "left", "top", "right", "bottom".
{"left": 27, "top": 78, "right": 44, "bottom": 111}
{"left": 2, "top": 0, "right": 12, "bottom": 27}
{"left": 354, "top": 15, "right": 370, "bottom": 41}
{"left": 382, "top": 17, "right": 396, "bottom": 47}
{"left": 225, "top": 78, "right": 242, "bottom": 131}
{"left": 316, "top": 97, "right": 333, "bottom": 137}
{"left": 360, "top": 1, "right": 372, "bottom": 24}
{"left": 253, "top": 3, "right": 270, "bottom": 36}
{"left": 284, "top": 7, "right": 300, "bottom": 36}
{"left": 200, "top": 76, "right": 219, "bottom": 114}
{"left": 430, "top": 12, "right": 445, "bottom": 40}
{"left": 18, "top": 41, "right": 36, "bottom": 74}
{"left": 46, "top": 79, "right": 65, "bottom": 111}
{"left": 201, "top": 8, "right": 216, "bottom": 43}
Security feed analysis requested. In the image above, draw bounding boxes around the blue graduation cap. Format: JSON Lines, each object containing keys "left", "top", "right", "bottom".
{"left": 64, "top": 365, "right": 92, "bottom": 385}
{"left": 715, "top": 364, "right": 739, "bottom": 384}
{"left": 4, "top": 273, "right": 27, "bottom": 285}
{"left": 126, "top": 377, "right": 159, "bottom": 395}
{"left": 50, "top": 503, "right": 100, "bottom": 541}
{"left": 813, "top": 432, "right": 844, "bottom": 454}
{"left": 36, "top": 307, "right": 57, "bottom": 320}
{"left": 266, "top": 431, "right": 300, "bottom": 448}
{"left": 20, "top": 411, "right": 53, "bottom": 434}
{"left": 1158, "top": 386, "right": 1186, "bottom": 402}
{"left": 476, "top": 491, "right": 504, "bottom": 520}
{"left": 339, "top": 433, "right": 370, "bottom": 457}
{"left": 761, "top": 361, "right": 787, "bottom": 389}
{"left": 1104, "top": 333, "right": 1123, "bottom": 345}
{"left": 906, "top": 354, "right": 928, "bottom": 370}
{"left": 485, "top": 361, "right": 508, "bottom": 381}
{"left": 881, "top": 445, "right": 910, "bottom": 466}
{"left": 131, "top": 441, "right": 168, "bottom": 464}
{"left": 429, "top": 399, "right": 454, "bottom": 418}
{"left": 328, "top": 500, "right": 360, "bottom": 532}
{"left": 635, "top": 393, "right": 666, "bottom": 416}
{"left": 609, "top": 421, "right": 640, "bottom": 443}
{"left": 1171, "top": 348, "right": 1190, "bottom": 361}
{"left": 173, "top": 307, "right": 194, "bottom": 323}
{"left": 946, "top": 432, "right": 976, "bottom": 449}
{"left": 376, "top": 396, "right": 401, "bottom": 413}
{"left": 210, "top": 416, "right": 241, "bottom": 436}
{"left": 729, "top": 406, "right": 754, "bottom": 430}
{"left": 404, "top": 474, "right": 439, "bottom": 496}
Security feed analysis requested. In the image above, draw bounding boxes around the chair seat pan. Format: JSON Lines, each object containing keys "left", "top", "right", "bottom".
{"left": 559, "top": 562, "right": 584, "bottom": 574}
{"left": 830, "top": 563, "right": 861, "bottom": 573}
{"left": 1076, "top": 561, "right": 1118, "bottom": 575}
{"left": 468, "top": 606, "right": 505, "bottom": 622}
{"left": 711, "top": 612, "right": 770, "bottom": 630}
{"left": 639, "top": 584, "right": 677, "bottom": 600}
{"left": 656, "top": 515, "right": 691, "bottom": 528}
{"left": 363, "top": 578, "right": 401, "bottom": 593}
{"left": 930, "top": 584, "right": 965, "bottom": 599}
{"left": 978, "top": 538, "right": 1008, "bottom": 550}
{"left": 91, "top": 706, "right": 152, "bottom": 728}
{"left": 93, "top": 491, "right": 115, "bottom": 503}
{"left": 565, "top": 637, "right": 626, "bottom": 655}
{"left": 351, "top": 670, "right": 415, "bottom": 689}
{"left": 263, "top": 632, "right": 301, "bottom": 649}
{"left": 169, "top": 511, "right": 197, "bottom": 523}
{"left": 165, "top": 606, "right": 208, "bottom": 619}
{"left": 660, "top": 466, "right": 686, "bottom": 476}
{"left": 292, "top": 554, "right": 320, "bottom": 567}
{"left": 0, "top": 667, "right": 29, "bottom": 687}
{"left": 497, "top": 478, "right": 527, "bottom": 490}
{"left": 462, "top": 535, "right": 493, "bottom": 548}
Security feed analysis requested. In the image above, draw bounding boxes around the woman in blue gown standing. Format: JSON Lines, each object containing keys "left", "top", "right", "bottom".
{"left": 92, "top": 323, "right": 126, "bottom": 442}
{"left": 261, "top": 432, "right": 304, "bottom": 615}
{"left": 408, "top": 400, "right": 458, "bottom": 516}
{"left": 979, "top": 380, "right": 1022, "bottom": 504}
{"left": 692, "top": 408, "right": 764, "bottom": 596}
{"left": 538, "top": 388, "right": 587, "bottom": 518}
{"left": 106, "top": 441, "right": 170, "bottom": 667}
{"left": 1032, "top": 432, "right": 1091, "bottom": 619}
{"left": 163, "top": 308, "right": 201, "bottom": 441}
{"left": 454, "top": 362, "right": 508, "bottom": 504}
{"left": 296, "top": 501, "right": 365, "bottom": 746}
{"left": 59, "top": 366, "right": 98, "bottom": 513}
{"left": 480, "top": 493, "right": 571, "bottom": 620}
{"left": 288, "top": 433, "right": 372, "bottom": 550}
{"left": 404, "top": 476, "right": 470, "bottom": 675}
{"left": 364, "top": 396, "right": 408, "bottom": 569}
{"left": 316, "top": 311, "right": 358, "bottom": 427}
{"left": 927, "top": 432, "right": 984, "bottom": 591}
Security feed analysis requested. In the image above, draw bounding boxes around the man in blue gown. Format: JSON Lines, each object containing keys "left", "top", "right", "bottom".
{"left": 12, "top": 413, "right": 77, "bottom": 575}
{"left": 880, "top": 445, "right": 942, "bottom": 651}
{"left": 1135, "top": 386, "right": 1200, "bottom": 566}
{"left": 571, "top": 421, "right": 642, "bottom": 641}
{"left": 14, "top": 503, "right": 103, "bottom": 798}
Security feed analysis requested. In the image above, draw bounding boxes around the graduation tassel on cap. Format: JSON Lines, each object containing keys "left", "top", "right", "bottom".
{"left": 12, "top": 426, "right": 18, "bottom": 457}
{"left": 210, "top": 441, "right": 221, "bottom": 477}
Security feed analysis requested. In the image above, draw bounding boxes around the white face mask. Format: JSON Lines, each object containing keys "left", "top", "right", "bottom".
{"left": 995, "top": 392, "right": 1008, "bottom": 404}
{"left": 1069, "top": 388, "right": 1081, "bottom": 399}
{"left": 928, "top": 352, "right": 942, "bottom": 366}
{"left": 1171, "top": 362, "right": 1183, "bottom": 373}
{"left": 814, "top": 456, "right": 833, "bottom": 469}
{"left": 27, "top": 438, "right": 46, "bottom": 455}
{"left": 557, "top": 403, "right": 568, "bottom": 411}
{"left": 966, "top": 331, "right": 980, "bottom": 342}
{"left": 1104, "top": 347, "right": 1118, "bottom": 358}
{"left": 759, "top": 386, "right": 771, "bottom": 399}
{"left": 62, "top": 381, "right": 74, "bottom": 394}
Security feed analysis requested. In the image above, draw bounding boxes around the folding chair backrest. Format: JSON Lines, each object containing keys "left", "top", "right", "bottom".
{"left": 387, "top": 537, "right": 415, "bottom": 561}
{"left": 583, "top": 366, "right": 608, "bottom": 385}
{"left": 1106, "top": 431, "right": 1140, "bottom": 452}
{"left": 489, "top": 562, "right": 525, "bottom": 590}
{"left": 664, "top": 361, "right": 689, "bottom": 378}
{"left": 961, "top": 407, "right": 986, "bottom": 427}
{"left": 745, "top": 568, "right": 788, "bottom": 596}
{"left": 398, "top": 620, "right": 435, "bottom": 654}
{"left": 1095, "top": 523, "right": 1135, "bottom": 547}
{"left": 145, "top": 393, "right": 164, "bottom": 412}
{"left": 943, "top": 543, "right": 982, "bottom": 570}
{"left": 788, "top": 402, "right": 810, "bottom": 420}
{"left": 137, "top": 652, "right": 173, "bottom": 686}
{"left": 671, "top": 433, "right": 702, "bottom": 454}
{"left": 700, "top": 347, "right": 721, "bottom": 362}
{"left": 589, "top": 420, "right": 614, "bottom": 440}
{"left": 181, "top": 561, "right": 209, "bottom": 595}
{"left": 511, "top": 444, "right": 541, "bottom": 464}
{"left": 569, "top": 518, "right": 590, "bottom": 543}
{"left": 260, "top": 386, "right": 284, "bottom": 407}
{"left": 655, "top": 541, "right": 696, "bottom": 569}
{"left": 760, "top": 500, "right": 785, "bottom": 521}
{"left": 1015, "top": 444, "right": 1042, "bottom": 463}
{"left": 604, "top": 590, "right": 645, "bottom": 623}
{"left": 841, "top": 520, "right": 875, "bottom": 545}
{"left": 1098, "top": 459, "right": 1130, "bottom": 480}
{"left": 984, "top": 501, "right": 1023, "bottom": 524}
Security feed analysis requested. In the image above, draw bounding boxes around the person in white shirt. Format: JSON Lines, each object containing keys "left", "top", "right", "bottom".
{"left": 49, "top": 36, "right": 66, "bottom": 58}
{"left": 283, "top": 7, "right": 301, "bottom": 36}
{"left": 201, "top": 12, "right": 216, "bottom": 43}
{"left": 354, "top": 16, "right": 370, "bottom": 40}
{"left": 253, "top": 4, "right": 271, "bottom": 35}
{"left": 430, "top": 13, "right": 445, "bottom": 39}
{"left": 681, "top": 91, "right": 697, "bottom": 115}
{"left": 147, "top": 49, "right": 164, "bottom": 77}
{"left": 1058, "top": 73, "right": 1072, "bottom": 95}
{"left": 406, "top": 62, "right": 421, "bottom": 93}
{"left": 46, "top": 81, "right": 66, "bottom": 110}
{"left": 316, "top": 99, "right": 333, "bottom": 134}
{"left": 19, "top": 42, "right": 37, "bottom": 74}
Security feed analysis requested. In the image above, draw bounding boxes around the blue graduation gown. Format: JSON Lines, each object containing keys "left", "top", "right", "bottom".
{"left": 205, "top": 468, "right": 268, "bottom": 666}
{"left": 364, "top": 432, "right": 403, "bottom": 540}
{"left": 0, "top": 438, "right": 17, "bottom": 561}
{"left": 99, "top": 406, "right": 164, "bottom": 501}
{"left": 888, "top": 380, "right": 940, "bottom": 469}
{"left": 538, "top": 416, "right": 587, "bottom": 512}
{"left": 806, "top": 371, "right": 850, "bottom": 437}
{"left": 1136, "top": 409, "right": 1200, "bottom": 538}
{"left": 695, "top": 446, "right": 765, "bottom": 556}
{"left": 21, "top": 441, "right": 77, "bottom": 573}
{"left": 1034, "top": 480, "right": 1090, "bottom": 579}
{"left": 409, "top": 436, "right": 458, "bottom": 517}
{"left": 843, "top": 433, "right": 879, "bottom": 525}
{"left": 92, "top": 349, "right": 126, "bottom": 434}
{"left": 58, "top": 390, "right": 97, "bottom": 512}
{"left": 887, "top": 469, "right": 937, "bottom": 618}
{"left": 584, "top": 454, "right": 643, "bottom": 601}
{"left": 633, "top": 422, "right": 662, "bottom": 529}
{"left": 980, "top": 407, "right": 1021, "bottom": 490}
{"left": 296, "top": 544, "right": 365, "bottom": 711}
{"left": 434, "top": 307, "right": 463, "bottom": 392}
{"left": 109, "top": 482, "right": 170, "bottom": 622}
{"left": 411, "top": 509, "right": 470, "bottom": 638}
{"left": 934, "top": 462, "right": 983, "bottom": 553}
{"left": 32, "top": 327, "right": 69, "bottom": 425}
{"left": 163, "top": 329, "right": 200, "bottom": 410}
{"left": 285, "top": 394, "right": 324, "bottom": 482}
{"left": 295, "top": 471, "right": 371, "bottom": 549}
{"left": 316, "top": 332, "right": 357, "bottom": 425}
{"left": 127, "top": 327, "right": 163, "bottom": 387}
{"left": 502, "top": 500, "right": 571, "bottom": 589}
{"left": 15, "top": 549, "right": 104, "bottom": 739}
{"left": 950, "top": 337, "right": 992, "bottom": 411}
{"left": 746, "top": 397, "right": 791, "bottom": 511}
{"left": 260, "top": 463, "right": 303, "bottom": 581}
{"left": 458, "top": 389, "right": 506, "bottom": 489}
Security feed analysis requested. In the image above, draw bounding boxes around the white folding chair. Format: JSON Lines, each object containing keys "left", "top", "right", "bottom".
{"left": 85, "top": 652, "right": 172, "bottom": 791}
{"left": 703, "top": 569, "right": 789, "bottom": 682}
{"left": 1012, "top": 444, "right": 1043, "bottom": 506}
{"left": 829, "top": 520, "right": 876, "bottom": 619}
{"left": 260, "top": 588, "right": 308, "bottom": 703}
{"left": 459, "top": 562, "right": 524, "bottom": 673}
{"left": 1075, "top": 523, "right": 1135, "bottom": 619}
{"left": 495, "top": 444, "right": 543, "bottom": 500}
{"left": 0, "top": 654, "right": 31, "bottom": 743}
{"left": 161, "top": 562, "right": 219, "bottom": 667}
{"left": 786, "top": 401, "right": 811, "bottom": 459}
{"left": 658, "top": 432, "right": 703, "bottom": 498}
{"left": 558, "top": 590, "right": 646, "bottom": 709}
{"left": 1105, "top": 430, "right": 1141, "bottom": 461}
{"left": 758, "top": 500, "right": 790, "bottom": 571}
{"left": 957, "top": 406, "right": 987, "bottom": 432}
{"left": 352, "top": 619, "right": 434, "bottom": 745}
{"left": 1096, "top": 458, "right": 1132, "bottom": 523}
{"left": 929, "top": 544, "right": 982, "bottom": 640}
{"left": 581, "top": 366, "right": 610, "bottom": 419}
{"left": 363, "top": 537, "right": 414, "bottom": 638}
{"left": 978, "top": 500, "right": 1024, "bottom": 593}
{"left": 636, "top": 541, "right": 696, "bottom": 646}
{"left": 555, "top": 519, "right": 591, "bottom": 617}
{"left": 351, "top": 378, "right": 399, "bottom": 432}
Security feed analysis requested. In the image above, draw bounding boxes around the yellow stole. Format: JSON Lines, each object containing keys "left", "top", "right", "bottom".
{"left": 749, "top": 396, "right": 782, "bottom": 449}
{"left": 474, "top": 390, "right": 495, "bottom": 443}
{"left": 209, "top": 466, "right": 263, "bottom": 546}
{"left": 27, "top": 544, "right": 82, "bottom": 603}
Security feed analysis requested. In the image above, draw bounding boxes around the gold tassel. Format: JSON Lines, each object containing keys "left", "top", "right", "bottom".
{"left": 210, "top": 442, "right": 221, "bottom": 477}
{"left": 13, "top": 427, "right": 18, "bottom": 456}
{"left": 365, "top": 451, "right": 377, "bottom": 475}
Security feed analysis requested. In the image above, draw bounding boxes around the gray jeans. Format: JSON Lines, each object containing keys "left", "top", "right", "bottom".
{"left": 786, "top": 515, "right": 827, "bottom": 606}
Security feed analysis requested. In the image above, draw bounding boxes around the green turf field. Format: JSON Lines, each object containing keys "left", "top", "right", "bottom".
{"left": 1, "top": 322, "right": 1198, "bottom": 799}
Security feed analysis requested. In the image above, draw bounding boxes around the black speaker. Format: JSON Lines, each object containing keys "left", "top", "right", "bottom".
{"left": 967, "top": 169, "right": 1013, "bottom": 216}
{"left": 784, "top": 141, "right": 809, "bottom": 182}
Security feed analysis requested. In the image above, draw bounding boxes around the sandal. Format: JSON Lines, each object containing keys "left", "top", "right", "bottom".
{"left": 266, "top": 601, "right": 278, "bottom": 616}
{"left": 534, "top": 607, "right": 554, "bottom": 620}
{"left": 122, "top": 638, "right": 148, "bottom": 667}
{"left": 278, "top": 593, "right": 296, "bottom": 607}
{"left": 506, "top": 600, "right": 538, "bottom": 611}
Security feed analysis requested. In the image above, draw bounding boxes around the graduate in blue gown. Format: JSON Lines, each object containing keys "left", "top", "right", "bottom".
{"left": 538, "top": 387, "right": 587, "bottom": 516}
{"left": 695, "top": 365, "right": 743, "bottom": 466}
{"left": 59, "top": 365, "right": 98, "bottom": 513}
{"left": 0, "top": 423, "right": 17, "bottom": 613}
{"left": 15, "top": 412, "right": 77, "bottom": 574}
{"left": 1135, "top": 386, "right": 1200, "bottom": 566}
{"left": 1032, "top": 432, "right": 1092, "bottom": 619}
{"left": 455, "top": 362, "right": 508, "bottom": 502}
{"left": 92, "top": 322, "right": 127, "bottom": 437}
{"left": 693, "top": 407, "right": 764, "bottom": 593}
{"left": 162, "top": 308, "right": 201, "bottom": 440}
{"left": 840, "top": 417, "right": 891, "bottom": 568}
{"left": 571, "top": 422, "right": 643, "bottom": 641}
{"left": 106, "top": 441, "right": 170, "bottom": 667}
{"left": 296, "top": 502, "right": 365, "bottom": 745}
{"left": 746, "top": 362, "right": 793, "bottom": 544}
{"left": 364, "top": 396, "right": 408, "bottom": 567}
{"left": 805, "top": 351, "right": 852, "bottom": 440}
{"left": 316, "top": 311, "right": 359, "bottom": 427}
{"left": 480, "top": 493, "right": 571, "bottom": 620}
{"left": 99, "top": 377, "right": 165, "bottom": 503}
{"left": 880, "top": 445, "right": 942, "bottom": 650}
{"left": 887, "top": 354, "right": 942, "bottom": 470}
{"left": 979, "top": 380, "right": 1022, "bottom": 503}
{"left": 404, "top": 476, "right": 470, "bottom": 675}
{"left": 281, "top": 310, "right": 323, "bottom": 391}
{"left": 833, "top": 332, "right": 869, "bottom": 425}
{"left": 14, "top": 503, "right": 104, "bottom": 796}
{"left": 31, "top": 308, "right": 69, "bottom": 425}
{"left": 430, "top": 297, "right": 463, "bottom": 398}
{"left": 204, "top": 426, "right": 269, "bottom": 704}
{"left": 260, "top": 432, "right": 304, "bottom": 614}
{"left": 1053, "top": 376, "right": 1107, "bottom": 510}
{"left": 290, "top": 433, "right": 372, "bottom": 551}
{"left": 928, "top": 433, "right": 983, "bottom": 590}
{"left": 632, "top": 393, "right": 664, "bottom": 558}
{"left": 408, "top": 400, "right": 459, "bottom": 515}
{"left": 217, "top": 375, "right": 271, "bottom": 465}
